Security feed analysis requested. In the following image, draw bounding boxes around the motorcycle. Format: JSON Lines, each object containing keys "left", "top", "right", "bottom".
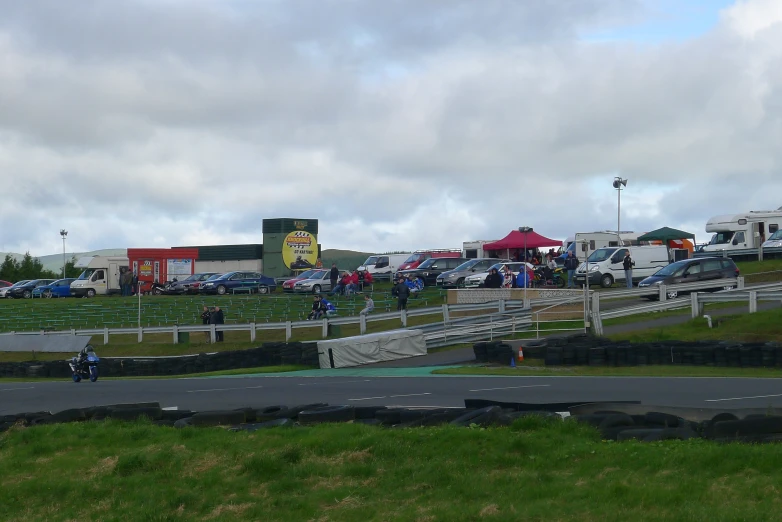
{"left": 533, "top": 266, "right": 566, "bottom": 288}
{"left": 70, "top": 347, "right": 100, "bottom": 383}
{"left": 149, "top": 281, "right": 167, "bottom": 295}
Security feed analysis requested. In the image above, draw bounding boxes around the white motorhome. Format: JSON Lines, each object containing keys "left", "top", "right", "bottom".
{"left": 562, "top": 231, "right": 649, "bottom": 262}
{"left": 462, "top": 240, "right": 498, "bottom": 259}
{"left": 702, "top": 208, "right": 782, "bottom": 252}
{"left": 356, "top": 253, "right": 411, "bottom": 277}
{"left": 574, "top": 245, "right": 669, "bottom": 288}
{"left": 70, "top": 256, "right": 129, "bottom": 297}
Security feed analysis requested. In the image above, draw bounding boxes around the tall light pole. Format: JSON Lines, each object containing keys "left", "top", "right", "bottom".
{"left": 612, "top": 177, "right": 628, "bottom": 235}
{"left": 518, "top": 226, "right": 533, "bottom": 309}
{"left": 60, "top": 230, "right": 68, "bottom": 279}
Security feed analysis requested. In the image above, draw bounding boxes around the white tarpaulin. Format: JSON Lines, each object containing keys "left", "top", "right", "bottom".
{"left": 317, "top": 329, "right": 426, "bottom": 369}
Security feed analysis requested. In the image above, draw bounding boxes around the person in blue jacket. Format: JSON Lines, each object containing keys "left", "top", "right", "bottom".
{"left": 320, "top": 298, "right": 337, "bottom": 317}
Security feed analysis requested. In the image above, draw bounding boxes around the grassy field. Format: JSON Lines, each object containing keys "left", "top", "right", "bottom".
{"left": 3, "top": 417, "right": 782, "bottom": 521}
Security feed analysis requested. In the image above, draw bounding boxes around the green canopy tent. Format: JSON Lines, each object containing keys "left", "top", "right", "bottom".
{"left": 637, "top": 227, "right": 696, "bottom": 262}
{"left": 636, "top": 227, "right": 695, "bottom": 243}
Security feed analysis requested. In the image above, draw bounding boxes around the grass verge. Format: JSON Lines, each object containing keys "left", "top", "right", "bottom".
{"left": 3, "top": 418, "right": 782, "bottom": 521}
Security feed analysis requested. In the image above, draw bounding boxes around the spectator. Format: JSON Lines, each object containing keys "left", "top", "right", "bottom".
{"left": 564, "top": 250, "right": 579, "bottom": 288}
{"left": 484, "top": 267, "right": 502, "bottom": 288}
{"left": 308, "top": 295, "right": 324, "bottom": 320}
{"left": 623, "top": 250, "right": 635, "bottom": 288}
{"left": 502, "top": 266, "right": 516, "bottom": 289}
{"left": 330, "top": 272, "right": 349, "bottom": 296}
{"left": 210, "top": 305, "right": 225, "bottom": 342}
{"left": 321, "top": 297, "right": 337, "bottom": 317}
{"left": 131, "top": 271, "right": 139, "bottom": 295}
{"left": 329, "top": 263, "right": 339, "bottom": 291}
{"left": 360, "top": 295, "right": 374, "bottom": 316}
{"left": 392, "top": 276, "right": 411, "bottom": 311}
{"left": 543, "top": 254, "right": 556, "bottom": 283}
{"left": 200, "top": 306, "right": 211, "bottom": 343}
{"left": 360, "top": 270, "right": 373, "bottom": 290}
{"left": 315, "top": 258, "right": 323, "bottom": 269}
{"left": 346, "top": 270, "right": 360, "bottom": 295}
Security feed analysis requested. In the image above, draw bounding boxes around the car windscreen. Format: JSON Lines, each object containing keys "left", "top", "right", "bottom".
{"left": 404, "top": 253, "right": 425, "bottom": 263}
{"left": 768, "top": 230, "right": 782, "bottom": 241}
{"left": 653, "top": 260, "right": 689, "bottom": 277}
{"left": 363, "top": 256, "right": 379, "bottom": 265}
{"left": 77, "top": 269, "right": 96, "bottom": 280}
{"left": 587, "top": 248, "right": 617, "bottom": 263}
{"left": 417, "top": 258, "right": 437, "bottom": 269}
{"left": 709, "top": 232, "right": 734, "bottom": 245}
{"left": 453, "top": 260, "right": 480, "bottom": 271}
{"left": 205, "top": 274, "right": 222, "bottom": 280}
{"left": 296, "top": 270, "right": 317, "bottom": 279}
{"left": 10, "top": 280, "right": 30, "bottom": 287}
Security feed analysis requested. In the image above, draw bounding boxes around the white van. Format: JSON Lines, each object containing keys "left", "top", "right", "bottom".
{"left": 574, "top": 245, "right": 669, "bottom": 288}
{"left": 356, "top": 253, "right": 411, "bottom": 278}
{"left": 70, "top": 256, "right": 129, "bottom": 297}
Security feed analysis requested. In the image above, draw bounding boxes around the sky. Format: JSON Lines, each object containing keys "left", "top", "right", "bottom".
{"left": 2, "top": 0, "right": 782, "bottom": 256}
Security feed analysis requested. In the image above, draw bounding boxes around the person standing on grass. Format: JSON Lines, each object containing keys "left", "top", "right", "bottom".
{"left": 329, "top": 263, "right": 339, "bottom": 291}
{"left": 210, "top": 305, "right": 225, "bottom": 342}
{"left": 623, "top": 250, "right": 635, "bottom": 288}
{"left": 360, "top": 294, "right": 374, "bottom": 316}
{"left": 392, "top": 276, "right": 410, "bottom": 311}
{"left": 564, "top": 250, "right": 579, "bottom": 288}
{"left": 200, "top": 306, "right": 211, "bottom": 343}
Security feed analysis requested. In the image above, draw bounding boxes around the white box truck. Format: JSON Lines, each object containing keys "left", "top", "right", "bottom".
{"left": 70, "top": 256, "right": 129, "bottom": 297}
{"left": 702, "top": 208, "right": 782, "bottom": 252}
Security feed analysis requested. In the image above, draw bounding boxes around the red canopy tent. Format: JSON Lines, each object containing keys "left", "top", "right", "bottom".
{"left": 482, "top": 230, "right": 561, "bottom": 261}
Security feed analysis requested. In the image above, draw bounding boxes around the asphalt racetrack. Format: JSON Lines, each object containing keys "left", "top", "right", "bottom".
{"left": 4, "top": 373, "right": 782, "bottom": 414}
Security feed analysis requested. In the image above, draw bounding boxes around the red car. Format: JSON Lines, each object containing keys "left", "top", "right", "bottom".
{"left": 0, "top": 280, "right": 12, "bottom": 288}
{"left": 282, "top": 269, "right": 324, "bottom": 292}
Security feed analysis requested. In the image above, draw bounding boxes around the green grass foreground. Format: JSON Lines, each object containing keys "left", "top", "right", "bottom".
{"left": 3, "top": 418, "right": 782, "bottom": 521}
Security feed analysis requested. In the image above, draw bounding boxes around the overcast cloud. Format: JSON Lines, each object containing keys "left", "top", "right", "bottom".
{"left": 2, "top": 0, "right": 782, "bottom": 256}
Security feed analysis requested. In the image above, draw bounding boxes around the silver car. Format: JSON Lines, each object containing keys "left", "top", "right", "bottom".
{"left": 293, "top": 270, "right": 333, "bottom": 294}
{"left": 464, "top": 262, "right": 527, "bottom": 288}
{"left": 436, "top": 259, "right": 510, "bottom": 288}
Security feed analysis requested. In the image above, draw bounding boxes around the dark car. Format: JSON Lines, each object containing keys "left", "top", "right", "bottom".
{"left": 638, "top": 257, "right": 739, "bottom": 299}
{"left": 7, "top": 279, "right": 56, "bottom": 299}
{"left": 165, "top": 272, "right": 220, "bottom": 295}
{"left": 32, "top": 278, "right": 76, "bottom": 298}
{"left": 398, "top": 257, "right": 468, "bottom": 286}
{"left": 199, "top": 271, "right": 276, "bottom": 295}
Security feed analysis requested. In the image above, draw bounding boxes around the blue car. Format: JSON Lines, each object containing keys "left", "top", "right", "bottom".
{"left": 32, "top": 278, "right": 76, "bottom": 298}
{"left": 199, "top": 271, "right": 277, "bottom": 295}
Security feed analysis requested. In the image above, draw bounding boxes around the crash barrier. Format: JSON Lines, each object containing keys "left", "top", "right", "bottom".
{"left": 475, "top": 336, "right": 782, "bottom": 367}
{"left": 0, "top": 342, "right": 318, "bottom": 379}
{"left": 5, "top": 399, "right": 782, "bottom": 444}
{"left": 0, "top": 299, "right": 531, "bottom": 348}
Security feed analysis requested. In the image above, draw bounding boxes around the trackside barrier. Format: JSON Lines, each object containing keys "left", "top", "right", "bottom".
{"left": 0, "top": 299, "right": 532, "bottom": 349}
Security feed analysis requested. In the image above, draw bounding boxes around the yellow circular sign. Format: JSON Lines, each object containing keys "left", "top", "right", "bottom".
{"left": 282, "top": 231, "right": 318, "bottom": 270}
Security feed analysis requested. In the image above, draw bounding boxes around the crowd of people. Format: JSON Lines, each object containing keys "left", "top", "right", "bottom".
{"left": 329, "top": 264, "right": 374, "bottom": 296}
{"left": 200, "top": 305, "right": 225, "bottom": 342}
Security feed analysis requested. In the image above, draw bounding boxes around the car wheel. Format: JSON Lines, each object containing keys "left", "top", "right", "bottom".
{"left": 153, "top": 288, "right": 163, "bottom": 295}
{"left": 258, "top": 285, "right": 269, "bottom": 295}
{"left": 456, "top": 278, "right": 465, "bottom": 287}
{"left": 86, "top": 289, "right": 96, "bottom": 298}
{"left": 216, "top": 285, "right": 227, "bottom": 295}
{"left": 313, "top": 285, "right": 321, "bottom": 294}
{"left": 44, "top": 290, "right": 53, "bottom": 299}
{"left": 22, "top": 290, "right": 32, "bottom": 299}
{"left": 667, "top": 290, "right": 679, "bottom": 299}
{"left": 600, "top": 275, "right": 613, "bottom": 288}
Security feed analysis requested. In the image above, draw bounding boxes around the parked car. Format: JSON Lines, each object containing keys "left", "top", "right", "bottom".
{"left": 0, "top": 280, "right": 11, "bottom": 288}
{"left": 638, "top": 257, "right": 740, "bottom": 299}
{"left": 199, "top": 271, "right": 277, "bottom": 295}
{"left": 282, "top": 269, "right": 322, "bottom": 293}
{"left": 293, "top": 270, "right": 333, "bottom": 294}
{"left": 397, "top": 257, "right": 468, "bottom": 286}
{"left": 32, "top": 278, "right": 76, "bottom": 298}
{"left": 436, "top": 258, "right": 509, "bottom": 288}
{"left": 7, "top": 279, "right": 56, "bottom": 299}
{"left": 165, "top": 273, "right": 220, "bottom": 295}
{"left": 464, "top": 262, "right": 527, "bottom": 288}
{"left": 0, "top": 280, "right": 29, "bottom": 298}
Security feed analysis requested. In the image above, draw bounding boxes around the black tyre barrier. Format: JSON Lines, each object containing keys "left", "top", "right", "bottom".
{"left": 106, "top": 407, "right": 163, "bottom": 422}
{"left": 0, "top": 342, "right": 318, "bottom": 379}
{"left": 298, "top": 405, "right": 356, "bottom": 425}
{"left": 450, "top": 406, "right": 502, "bottom": 427}
{"left": 190, "top": 410, "right": 247, "bottom": 427}
{"left": 230, "top": 418, "right": 295, "bottom": 432}
{"left": 255, "top": 405, "right": 289, "bottom": 421}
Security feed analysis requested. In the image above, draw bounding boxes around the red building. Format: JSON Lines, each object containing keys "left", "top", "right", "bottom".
{"left": 127, "top": 247, "right": 199, "bottom": 293}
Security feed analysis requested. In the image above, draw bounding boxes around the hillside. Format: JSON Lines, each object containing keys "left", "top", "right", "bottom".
{"left": 0, "top": 249, "right": 127, "bottom": 273}
{"left": 319, "top": 249, "right": 373, "bottom": 270}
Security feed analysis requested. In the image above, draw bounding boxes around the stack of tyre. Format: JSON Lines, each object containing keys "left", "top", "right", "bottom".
{"left": 473, "top": 341, "right": 514, "bottom": 364}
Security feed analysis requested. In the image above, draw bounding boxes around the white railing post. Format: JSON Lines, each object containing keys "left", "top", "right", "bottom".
{"left": 104, "top": 327, "right": 109, "bottom": 345}
{"left": 173, "top": 324, "right": 179, "bottom": 344}
{"left": 322, "top": 318, "right": 329, "bottom": 338}
{"left": 401, "top": 310, "right": 408, "bottom": 327}
{"left": 442, "top": 304, "right": 450, "bottom": 323}
{"left": 137, "top": 326, "right": 143, "bottom": 343}
{"left": 71, "top": 328, "right": 76, "bottom": 336}
{"left": 658, "top": 284, "right": 667, "bottom": 301}
{"left": 737, "top": 276, "right": 745, "bottom": 290}
{"left": 210, "top": 324, "right": 216, "bottom": 344}
{"left": 360, "top": 314, "right": 367, "bottom": 335}
{"left": 499, "top": 299, "right": 506, "bottom": 313}
{"left": 285, "top": 321, "right": 292, "bottom": 341}
{"left": 250, "top": 323, "right": 256, "bottom": 342}
{"left": 691, "top": 292, "right": 703, "bottom": 318}
{"left": 749, "top": 291, "right": 758, "bottom": 313}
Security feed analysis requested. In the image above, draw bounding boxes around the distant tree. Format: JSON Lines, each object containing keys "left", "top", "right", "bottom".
{"left": 0, "top": 254, "right": 19, "bottom": 281}
{"left": 17, "top": 252, "right": 46, "bottom": 280}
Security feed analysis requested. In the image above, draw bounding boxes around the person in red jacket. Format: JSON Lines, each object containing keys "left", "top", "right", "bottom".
{"left": 346, "top": 270, "right": 360, "bottom": 295}
{"left": 361, "top": 270, "right": 374, "bottom": 290}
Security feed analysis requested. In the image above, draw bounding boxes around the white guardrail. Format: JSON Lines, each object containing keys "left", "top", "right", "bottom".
{"left": 0, "top": 300, "right": 537, "bottom": 347}
{"left": 591, "top": 280, "right": 782, "bottom": 336}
